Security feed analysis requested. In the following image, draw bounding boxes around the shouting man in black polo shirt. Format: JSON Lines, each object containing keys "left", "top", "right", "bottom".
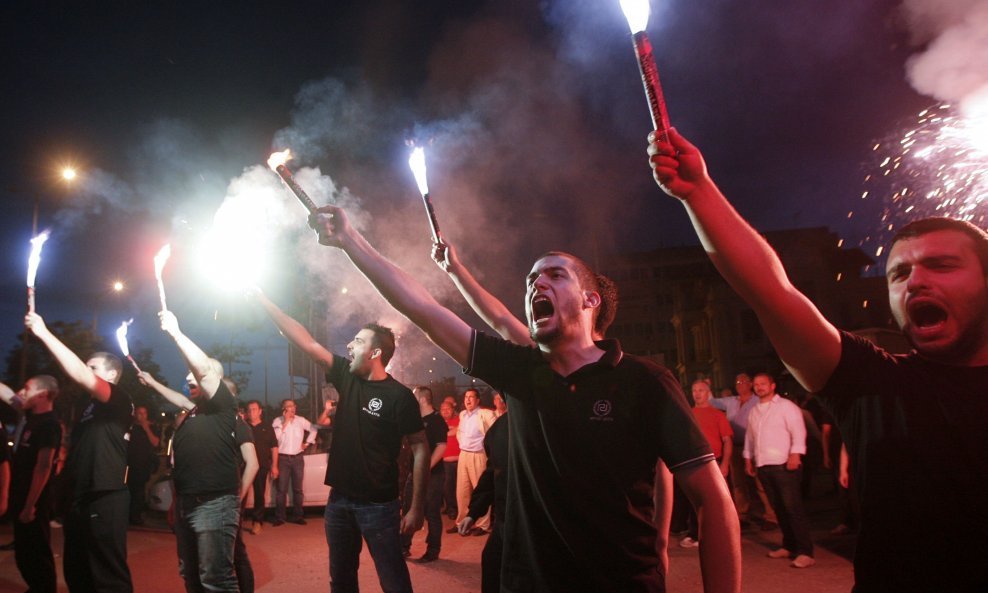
{"left": 157, "top": 310, "right": 257, "bottom": 593}
{"left": 252, "top": 288, "right": 429, "bottom": 593}
{"left": 26, "top": 312, "right": 134, "bottom": 593}
{"left": 307, "top": 206, "right": 741, "bottom": 593}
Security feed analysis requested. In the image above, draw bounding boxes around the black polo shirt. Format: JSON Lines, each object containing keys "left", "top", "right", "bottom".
{"left": 11, "top": 410, "right": 61, "bottom": 513}
{"left": 466, "top": 331, "right": 713, "bottom": 593}
{"left": 422, "top": 410, "right": 447, "bottom": 477}
{"left": 172, "top": 381, "right": 240, "bottom": 496}
{"left": 324, "top": 355, "right": 422, "bottom": 502}
{"left": 65, "top": 383, "right": 133, "bottom": 498}
{"left": 817, "top": 331, "right": 988, "bottom": 593}
{"left": 246, "top": 421, "right": 277, "bottom": 469}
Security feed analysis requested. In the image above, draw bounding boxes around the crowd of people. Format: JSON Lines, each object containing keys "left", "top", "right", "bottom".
{"left": 0, "top": 126, "right": 985, "bottom": 593}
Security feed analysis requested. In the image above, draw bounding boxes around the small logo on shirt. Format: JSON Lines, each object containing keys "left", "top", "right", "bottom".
{"left": 363, "top": 397, "right": 384, "bottom": 418}
{"left": 590, "top": 399, "right": 614, "bottom": 422}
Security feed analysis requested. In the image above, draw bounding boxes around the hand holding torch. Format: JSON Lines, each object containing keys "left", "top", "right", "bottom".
{"left": 408, "top": 147, "right": 444, "bottom": 245}
{"left": 153, "top": 244, "right": 171, "bottom": 312}
{"left": 115, "top": 319, "right": 143, "bottom": 373}
{"left": 620, "top": 0, "right": 672, "bottom": 141}
{"left": 26, "top": 231, "right": 51, "bottom": 313}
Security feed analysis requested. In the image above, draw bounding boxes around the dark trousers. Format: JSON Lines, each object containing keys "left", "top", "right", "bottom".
{"left": 400, "top": 469, "right": 444, "bottom": 553}
{"left": 442, "top": 460, "right": 458, "bottom": 517}
{"left": 249, "top": 466, "right": 269, "bottom": 524}
{"left": 63, "top": 489, "right": 133, "bottom": 593}
{"left": 482, "top": 520, "right": 504, "bottom": 593}
{"left": 235, "top": 520, "right": 253, "bottom": 593}
{"left": 758, "top": 465, "right": 813, "bottom": 557}
{"left": 14, "top": 505, "right": 56, "bottom": 593}
{"left": 128, "top": 469, "right": 151, "bottom": 523}
{"left": 276, "top": 454, "right": 304, "bottom": 522}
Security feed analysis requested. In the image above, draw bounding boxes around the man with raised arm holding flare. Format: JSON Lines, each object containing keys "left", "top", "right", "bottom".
{"left": 308, "top": 207, "right": 741, "bottom": 593}
{"left": 648, "top": 127, "right": 988, "bottom": 592}
{"left": 251, "top": 289, "right": 428, "bottom": 593}
{"left": 155, "top": 310, "right": 254, "bottom": 593}
{"left": 25, "top": 312, "right": 134, "bottom": 593}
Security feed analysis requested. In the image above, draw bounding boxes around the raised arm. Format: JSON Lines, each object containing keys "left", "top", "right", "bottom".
{"left": 252, "top": 288, "right": 335, "bottom": 369}
{"left": 0, "top": 383, "right": 16, "bottom": 407}
{"left": 311, "top": 206, "right": 473, "bottom": 367}
{"left": 25, "top": 312, "right": 112, "bottom": 402}
{"left": 649, "top": 128, "right": 841, "bottom": 392}
{"left": 138, "top": 371, "right": 194, "bottom": 411}
{"left": 158, "top": 311, "right": 222, "bottom": 398}
{"left": 432, "top": 241, "right": 533, "bottom": 346}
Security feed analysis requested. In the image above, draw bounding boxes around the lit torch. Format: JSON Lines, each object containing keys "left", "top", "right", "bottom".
{"left": 408, "top": 146, "right": 443, "bottom": 244}
{"left": 620, "top": 0, "right": 672, "bottom": 141}
{"left": 26, "top": 230, "right": 51, "bottom": 313}
{"left": 267, "top": 149, "right": 321, "bottom": 214}
{"left": 115, "top": 319, "right": 143, "bottom": 373}
{"left": 153, "top": 244, "right": 171, "bottom": 312}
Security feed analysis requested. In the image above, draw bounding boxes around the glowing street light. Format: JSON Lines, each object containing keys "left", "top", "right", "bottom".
{"left": 61, "top": 167, "right": 77, "bottom": 182}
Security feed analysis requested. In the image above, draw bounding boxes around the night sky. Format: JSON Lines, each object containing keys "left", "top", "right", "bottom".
{"left": 0, "top": 0, "right": 977, "bottom": 399}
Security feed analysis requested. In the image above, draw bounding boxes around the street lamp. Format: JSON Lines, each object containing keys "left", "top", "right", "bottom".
{"left": 91, "top": 280, "right": 126, "bottom": 333}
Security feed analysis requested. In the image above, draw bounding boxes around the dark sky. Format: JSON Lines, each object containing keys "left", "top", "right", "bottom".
{"left": 0, "top": 0, "right": 951, "bottom": 398}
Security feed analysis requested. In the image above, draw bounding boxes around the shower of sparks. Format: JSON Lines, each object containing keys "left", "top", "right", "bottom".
{"left": 851, "top": 103, "right": 988, "bottom": 266}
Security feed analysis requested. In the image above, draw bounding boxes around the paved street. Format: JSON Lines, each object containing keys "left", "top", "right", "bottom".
{"left": 0, "top": 489, "right": 854, "bottom": 592}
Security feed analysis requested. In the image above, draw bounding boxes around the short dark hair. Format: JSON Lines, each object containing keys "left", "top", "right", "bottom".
{"left": 32, "top": 375, "right": 59, "bottom": 400}
{"left": 753, "top": 372, "right": 775, "bottom": 383}
{"left": 891, "top": 217, "right": 988, "bottom": 275}
{"left": 246, "top": 399, "right": 262, "bottom": 409}
{"left": 90, "top": 352, "right": 123, "bottom": 384}
{"left": 363, "top": 323, "right": 396, "bottom": 366}
{"left": 414, "top": 386, "right": 434, "bottom": 405}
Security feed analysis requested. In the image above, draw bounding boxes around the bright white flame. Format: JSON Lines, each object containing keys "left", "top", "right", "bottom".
{"left": 267, "top": 149, "right": 293, "bottom": 171}
{"left": 620, "top": 0, "right": 650, "bottom": 33}
{"left": 198, "top": 187, "right": 281, "bottom": 291}
{"left": 27, "top": 230, "right": 51, "bottom": 287}
{"left": 116, "top": 319, "right": 134, "bottom": 357}
{"left": 408, "top": 147, "right": 429, "bottom": 195}
{"left": 153, "top": 244, "right": 172, "bottom": 282}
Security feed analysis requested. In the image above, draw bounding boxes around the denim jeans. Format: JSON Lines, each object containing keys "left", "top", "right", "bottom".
{"left": 324, "top": 491, "right": 413, "bottom": 593}
{"left": 276, "top": 454, "right": 305, "bottom": 522}
{"left": 757, "top": 464, "right": 814, "bottom": 557}
{"left": 175, "top": 493, "right": 241, "bottom": 593}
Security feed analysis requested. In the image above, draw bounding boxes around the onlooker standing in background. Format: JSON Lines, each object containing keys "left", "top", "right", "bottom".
{"left": 127, "top": 405, "right": 160, "bottom": 526}
{"left": 271, "top": 399, "right": 316, "bottom": 526}
{"left": 245, "top": 400, "right": 279, "bottom": 534}
{"left": 440, "top": 400, "right": 460, "bottom": 521}
{"left": 454, "top": 389, "right": 495, "bottom": 535}
{"left": 680, "top": 379, "right": 733, "bottom": 548}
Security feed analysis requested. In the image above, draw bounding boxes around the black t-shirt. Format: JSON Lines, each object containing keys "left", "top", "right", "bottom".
{"left": 466, "top": 332, "right": 713, "bottom": 593}
{"left": 324, "top": 355, "right": 423, "bottom": 502}
{"left": 11, "top": 410, "right": 61, "bottom": 513}
{"left": 817, "top": 331, "right": 988, "bottom": 593}
{"left": 422, "top": 410, "right": 447, "bottom": 476}
{"left": 172, "top": 381, "right": 241, "bottom": 495}
{"left": 246, "top": 421, "right": 277, "bottom": 469}
{"left": 126, "top": 423, "right": 160, "bottom": 476}
{"left": 65, "top": 383, "right": 133, "bottom": 498}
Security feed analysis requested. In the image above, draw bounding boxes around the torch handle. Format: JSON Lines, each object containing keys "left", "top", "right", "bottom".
{"left": 127, "top": 355, "right": 143, "bottom": 374}
{"left": 27, "top": 286, "right": 35, "bottom": 314}
{"left": 276, "top": 165, "right": 321, "bottom": 214}
{"left": 157, "top": 282, "right": 168, "bottom": 313}
{"left": 632, "top": 31, "right": 671, "bottom": 141}
{"left": 421, "top": 193, "right": 443, "bottom": 244}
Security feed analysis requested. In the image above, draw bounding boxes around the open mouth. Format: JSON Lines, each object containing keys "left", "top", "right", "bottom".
{"left": 909, "top": 301, "right": 948, "bottom": 330}
{"left": 532, "top": 296, "right": 555, "bottom": 324}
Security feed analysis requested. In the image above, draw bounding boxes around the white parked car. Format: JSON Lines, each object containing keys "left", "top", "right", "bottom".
{"left": 149, "top": 451, "right": 331, "bottom": 512}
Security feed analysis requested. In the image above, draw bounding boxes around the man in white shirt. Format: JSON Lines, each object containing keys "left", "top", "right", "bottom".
{"left": 453, "top": 389, "right": 495, "bottom": 535}
{"left": 272, "top": 399, "right": 317, "bottom": 526}
{"left": 743, "top": 373, "right": 813, "bottom": 568}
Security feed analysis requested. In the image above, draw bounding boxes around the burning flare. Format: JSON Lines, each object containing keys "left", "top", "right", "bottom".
{"left": 619, "top": 0, "right": 650, "bottom": 34}
{"left": 408, "top": 147, "right": 429, "bottom": 196}
{"left": 268, "top": 148, "right": 320, "bottom": 213}
{"left": 27, "top": 230, "right": 51, "bottom": 288}
{"left": 620, "top": 0, "right": 671, "bottom": 138}
{"left": 267, "top": 149, "right": 293, "bottom": 171}
{"left": 154, "top": 244, "right": 172, "bottom": 311}
{"left": 115, "top": 319, "right": 143, "bottom": 373}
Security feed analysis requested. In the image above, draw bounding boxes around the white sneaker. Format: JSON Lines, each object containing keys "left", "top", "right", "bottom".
{"left": 791, "top": 555, "right": 816, "bottom": 568}
{"left": 679, "top": 537, "right": 699, "bottom": 548}
{"left": 767, "top": 548, "right": 791, "bottom": 559}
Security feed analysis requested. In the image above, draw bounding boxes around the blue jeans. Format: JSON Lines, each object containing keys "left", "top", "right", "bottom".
{"left": 324, "top": 491, "right": 413, "bottom": 593}
{"left": 175, "top": 493, "right": 241, "bottom": 593}
{"left": 757, "top": 465, "right": 814, "bottom": 557}
{"left": 276, "top": 454, "right": 305, "bottom": 522}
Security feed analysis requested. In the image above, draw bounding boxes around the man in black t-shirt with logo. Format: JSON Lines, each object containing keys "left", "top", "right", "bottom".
{"left": 155, "top": 310, "right": 257, "bottom": 593}
{"left": 1, "top": 375, "right": 61, "bottom": 593}
{"left": 26, "top": 312, "right": 134, "bottom": 593}
{"left": 401, "top": 386, "right": 447, "bottom": 563}
{"left": 253, "top": 289, "right": 428, "bottom": 593}
{"left": 308, "top": 206, "right": 741, "bottom": 593}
